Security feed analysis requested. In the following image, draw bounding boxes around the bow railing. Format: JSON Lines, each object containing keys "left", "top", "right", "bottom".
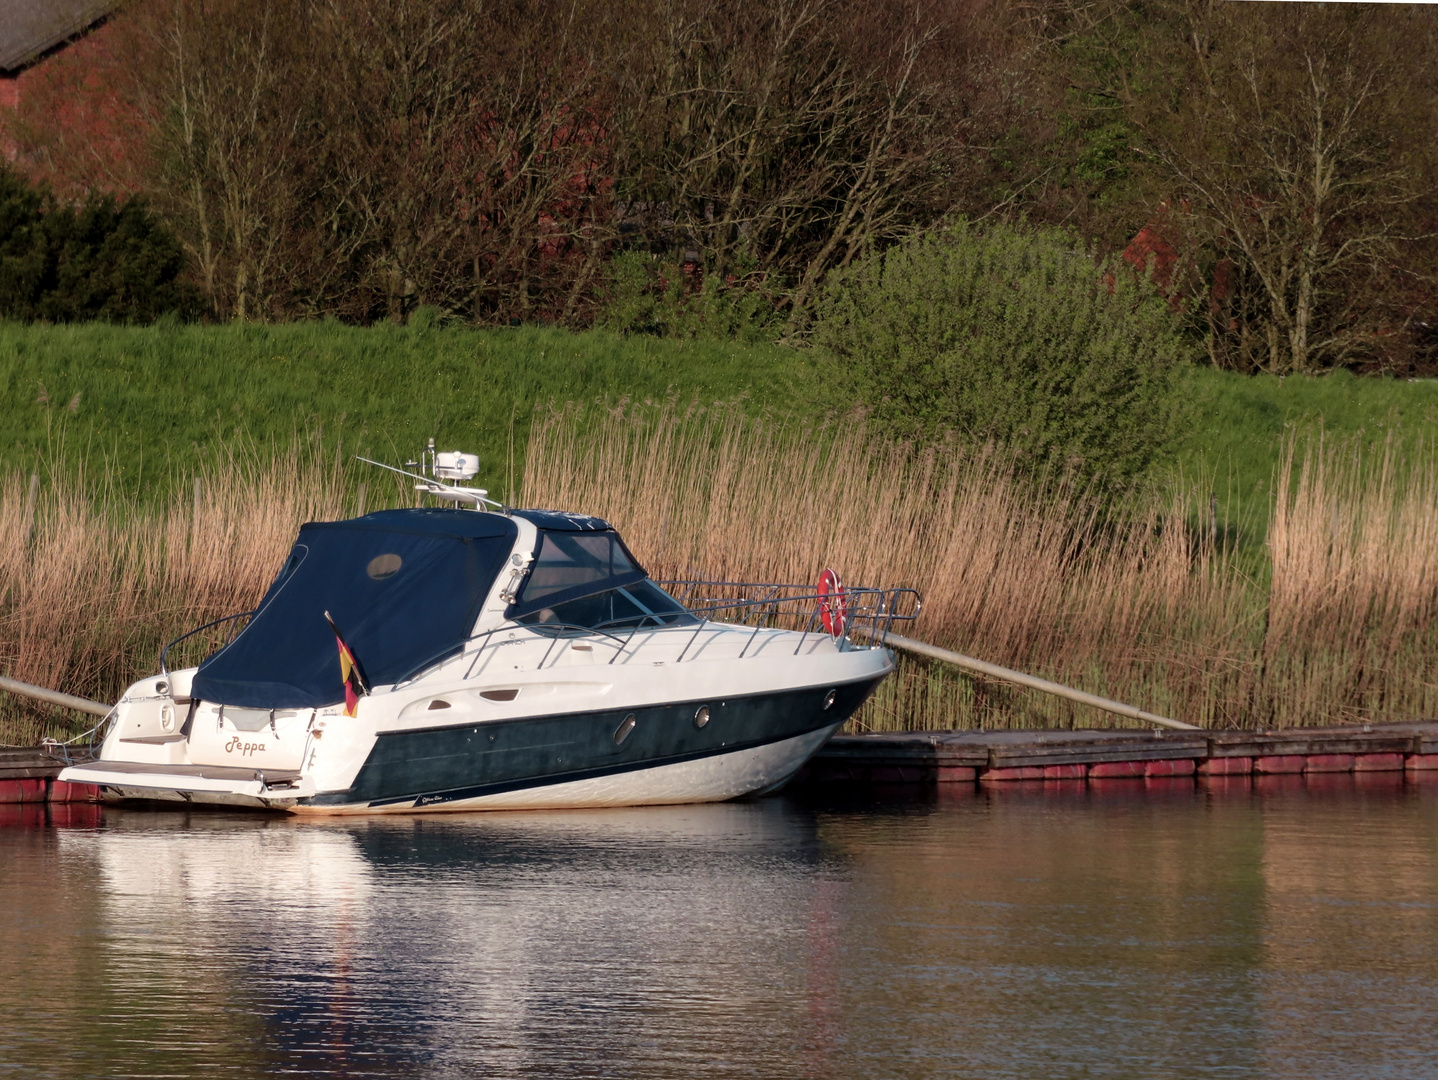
{"left": 655, "top": 580, "right": 922, "bottom": 659}
{"left": 171, "top": 580, "right": 921, "bottom": 691}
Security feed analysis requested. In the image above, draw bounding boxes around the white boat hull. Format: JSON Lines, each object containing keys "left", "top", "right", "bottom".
{"left": 293, "top": 721, "right": 840, "bottom": 814}
{"left": 62, "top": 632, "right": 891, "bottom": 814}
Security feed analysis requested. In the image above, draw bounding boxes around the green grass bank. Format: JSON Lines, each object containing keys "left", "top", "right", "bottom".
{"left": 1174, "top": 365, "right": 1438, "bottom": 489}
{"left": 3, "top": 319, "right": 1438, "bottom": 508}
{"left": 1170, "top": 366, "right": 1438, "bottom": 546}
{"left": 0, "top": 319, "right": 837, "bottom": 499}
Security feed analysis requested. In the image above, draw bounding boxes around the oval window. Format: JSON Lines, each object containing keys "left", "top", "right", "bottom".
{"left": 614, "top": 714, "right": 637, "bottom": 745}
{"left": 367, "top": 553, "right": 403, "bottom": 580}
{"left": 694, "top": 705, "right": 711, "bottom": 729}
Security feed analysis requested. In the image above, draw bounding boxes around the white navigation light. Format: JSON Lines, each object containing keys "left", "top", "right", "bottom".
{"left": 434, "top": 451, "right": 479, "bottom": 481}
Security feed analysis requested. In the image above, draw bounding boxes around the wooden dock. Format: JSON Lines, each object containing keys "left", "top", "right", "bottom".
{"left": 0, "top": 747, "right": 101, "bottom": 805}
{"left": 794, "top": 722, "right": 1438, "bottom": 786}
{"left": 10, "top": 723, "right": 1438, "bottom": 809}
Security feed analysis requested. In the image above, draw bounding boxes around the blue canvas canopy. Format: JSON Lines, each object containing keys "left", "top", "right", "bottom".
{"left": 192, "top": 509, "right": 519, "bottom": 709}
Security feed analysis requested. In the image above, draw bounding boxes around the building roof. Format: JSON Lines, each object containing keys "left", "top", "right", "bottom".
{"left": 0, "top": 0, "right": 116, "bottom": 74}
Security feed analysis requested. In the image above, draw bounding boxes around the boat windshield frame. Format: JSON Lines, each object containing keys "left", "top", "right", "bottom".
{"left": 503, "top": 527, "right": 652, "bottom": 622}
{"left": 515, "top": 579, "right": 700, "bottom": 636}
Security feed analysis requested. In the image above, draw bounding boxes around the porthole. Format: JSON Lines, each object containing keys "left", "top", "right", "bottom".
{"left": 427, "top": 699, "right": 452, "bottom": 711}
{"left": 366, "top": 553, "right": 403, "bottom": 580}
{"left": 822, "top": 688, "right": 838, "bottom": 710}
{"left": 480, "top": 688, "right": 519, "bottom": 702}
{"left": 614, "top": 714, "right": 637, "bottom": 745}
{"left": 694, "top": 705, "right": 711, "bottom": 729}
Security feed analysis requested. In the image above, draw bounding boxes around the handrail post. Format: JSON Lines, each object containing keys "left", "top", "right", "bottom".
{"left": 463, "top": 629, "right": 500, "bottom": 680}
{"left": 738, "top": 587, "right": 779, "bottom": 658}
{"left": 793, "top": 604, "right": 823, "bottom": 655}
{"left": 608, "top": 624, "right": 643, "bottom": 666}
{"left": 676, "top": 617, "right": 709, "bottom": 663}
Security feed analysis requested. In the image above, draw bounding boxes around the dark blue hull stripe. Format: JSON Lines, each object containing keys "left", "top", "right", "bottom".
{"left": 303, "top": 676, "right": 883, "bottom": 809}
{"left": 380, "top": 724, "right": 823, "bottom": 808}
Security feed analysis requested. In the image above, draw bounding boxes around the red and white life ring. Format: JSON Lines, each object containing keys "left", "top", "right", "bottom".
{"left": 817, "top": 568, "right": 848, "bottom": 638}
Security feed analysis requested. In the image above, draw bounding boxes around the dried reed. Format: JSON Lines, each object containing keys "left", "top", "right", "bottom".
{"left": 522, "top": 402, "right": 1438, "bottom": 732}
{"left": 1264, "top": 435, "right": 1438, "bottom": 726}
{"left": 0, "top": 442, "right": 356, "bottom": 745}
{"left": 4, "top": 408, "right": 1436, "bottom": 743}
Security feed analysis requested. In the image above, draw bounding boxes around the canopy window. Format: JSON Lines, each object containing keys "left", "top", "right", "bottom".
{"left": 192, "top": 510, "right": 518, "bottom": 709}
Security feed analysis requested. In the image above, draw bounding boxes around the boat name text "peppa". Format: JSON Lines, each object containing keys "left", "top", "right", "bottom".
{"left": 224, "top": 737, "right": 265, "bottom": 757}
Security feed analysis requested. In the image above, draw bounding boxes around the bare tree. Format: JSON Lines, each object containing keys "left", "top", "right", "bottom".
{"left": 607, "top": 0, "right": 978, "bottom": 326}
{"left": 304, "top": 0, "right": 618, "bottom": 322}
{"left": 129, "top": 0, "right": 310, "bottom": 320}
{"left": 1048, "top": 0, "right": 1436, "bottom": 373}
{"left": 1153, "top": 6, "right": 1419, "bottom": 372}
{"left": 93, "top": 0, "right": 1029, "bottom": 327}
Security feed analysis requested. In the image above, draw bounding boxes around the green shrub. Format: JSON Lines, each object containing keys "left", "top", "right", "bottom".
{"left": 599, "top": 251, "right": 781, "bottom": 342}
{"left": 0, "top": 168, "right": 198, "bottom": 323}
{"left": 814, "top": 220, "right": 1194, "bottom": 479}
{"left": 0, "top": 172, "right": 49, "bottom": 315}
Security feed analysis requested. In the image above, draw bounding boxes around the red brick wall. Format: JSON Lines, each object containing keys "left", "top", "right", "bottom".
{"left": 0, "top": 19, "right": 147, "bottom": 197}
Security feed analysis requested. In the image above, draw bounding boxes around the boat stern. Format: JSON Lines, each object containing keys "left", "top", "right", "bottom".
{"left": 59, "top": 668, "right": 325, "bottom": 809}
{"left": 57, "top": 759, "right": 315, "bottom": 808}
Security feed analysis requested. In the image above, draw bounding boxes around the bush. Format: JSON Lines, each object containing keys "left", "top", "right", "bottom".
{"left": 0, "top": 171, "right": 49, "bottom": 315}
{"left": 598, "top": 251, "right": 781, "bottom": 342}
{"left": 0, "top": 168, "right": 197, "bottom": 323}
{"left": 814, "top": 220, "right": 1194, "bottom": 479}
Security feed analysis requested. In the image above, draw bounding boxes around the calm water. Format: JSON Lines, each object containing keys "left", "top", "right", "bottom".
{"left": 5, "top": 777, "right": 1438, "bottom": 1079}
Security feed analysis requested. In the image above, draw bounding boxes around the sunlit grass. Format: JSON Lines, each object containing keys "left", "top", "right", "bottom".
{"left": 0, "top": 318, "right": 838, "bottom": 500}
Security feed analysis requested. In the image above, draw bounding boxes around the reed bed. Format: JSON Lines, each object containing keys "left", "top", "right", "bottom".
{"left": 522, "top": 403, "right": 1438, "bottom": 732}
{"left": 3, "top": 407, "right": 1436, "bottom": 743}
{"left": 0, "top": 444, "right": 361, "bottom": 745}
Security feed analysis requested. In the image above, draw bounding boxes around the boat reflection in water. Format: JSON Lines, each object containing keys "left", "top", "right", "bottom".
{"left": 9, "top": 782, "right": 1438, "bottom": 1079}
{"left": 71, "top": 802, "right": 840, "bottom": 1078}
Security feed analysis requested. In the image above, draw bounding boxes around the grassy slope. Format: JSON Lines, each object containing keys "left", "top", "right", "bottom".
{"left": 1170, "top": 366, "right": 1438, "bottom": 540}
{"left": 4, "top": 318, "right": 1437, "bottom": 510}
{"left": 0, "top": 320, "right": 836, "bottom": 498}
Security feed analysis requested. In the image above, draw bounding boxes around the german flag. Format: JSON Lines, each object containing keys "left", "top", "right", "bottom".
{"left": 324, "top": 611, "right": 369, "bottom": 717}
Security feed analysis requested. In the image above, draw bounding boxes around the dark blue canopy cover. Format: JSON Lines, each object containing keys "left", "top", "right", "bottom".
{"left": 192, "top": 509, "right": 518, "bottom": 708}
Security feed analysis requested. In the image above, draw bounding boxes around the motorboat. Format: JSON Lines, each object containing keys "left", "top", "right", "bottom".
{"left": 59, "top": 446, "right": 918, "bottom": 813}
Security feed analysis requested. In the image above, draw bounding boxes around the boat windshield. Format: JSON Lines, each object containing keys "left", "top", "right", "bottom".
{"left": 517, "top": 530, "right": 640, "bottom": 604}
{"left": 504, "top": 525, "right": 696, "bottom": 632}
{"left": 518, "top": 578, "right": 698, "bottom": 633}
